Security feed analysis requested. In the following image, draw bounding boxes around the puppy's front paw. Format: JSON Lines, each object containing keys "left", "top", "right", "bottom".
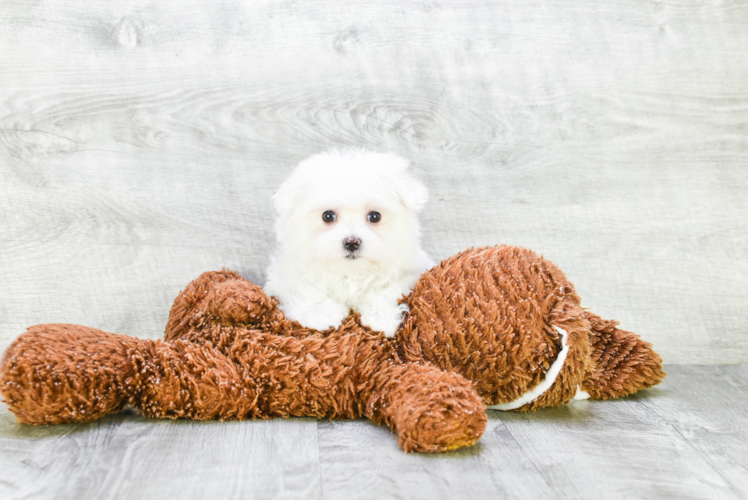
{"left": 287, "top": 301, "right": 349, "bottom": 331}
{"left": 360, "top": 304, "right": 409, "bottom": 338}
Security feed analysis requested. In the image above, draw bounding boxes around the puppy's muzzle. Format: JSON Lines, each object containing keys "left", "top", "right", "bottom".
{"left": 343, "top": 236, "right": 361, "bottom": 257}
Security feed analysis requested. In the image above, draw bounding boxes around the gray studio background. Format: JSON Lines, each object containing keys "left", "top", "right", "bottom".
{"left": 1, "top": 0, "right": 746, "bottom": 366}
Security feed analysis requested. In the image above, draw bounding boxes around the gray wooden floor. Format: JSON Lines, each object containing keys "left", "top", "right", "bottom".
{"left": 0, "top": 365, "right": 745, "bottom": 500}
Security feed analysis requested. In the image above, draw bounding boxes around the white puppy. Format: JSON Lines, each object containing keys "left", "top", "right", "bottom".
{"left": 264, "top": 148, "right": 433, "bottom": 338}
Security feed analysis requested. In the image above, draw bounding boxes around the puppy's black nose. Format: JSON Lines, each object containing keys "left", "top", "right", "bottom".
{"left": 343, "top": 236, "right": 361, "bottom": 252}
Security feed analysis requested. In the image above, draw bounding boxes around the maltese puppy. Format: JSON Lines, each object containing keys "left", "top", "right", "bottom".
{"left": 264, "top": 148, "right": 433, "bottom": 338}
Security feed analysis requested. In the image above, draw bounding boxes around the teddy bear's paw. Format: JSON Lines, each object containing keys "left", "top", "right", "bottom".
{"left": 581, "top": 312, "right": 666, "bottom": 399}
{"left": 0, "top": 324, "right": 134, "bottom": 425}
{"left": 400, "top": 401, "right": 487, "bottom": 453}
{"left": 385, "top": 368, "right": 487, "bottom": 453}
{"left": 206, "top": 279, "right": 282, "bottom": 327}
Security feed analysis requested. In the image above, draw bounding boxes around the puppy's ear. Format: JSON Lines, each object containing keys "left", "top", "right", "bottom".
{"left": 272, "top": 175, "right": 303, "bottom": 213}
{"left": 393, "top": 174, "right": 429, "bottom": 211}
{"left": 273, "top": 155, "right": 322, "bottom": 213}
{"left": 386, "top": 154, "right": 429, "bottom": 211}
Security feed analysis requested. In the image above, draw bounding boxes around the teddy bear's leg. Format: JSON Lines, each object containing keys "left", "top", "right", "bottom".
{"left": 165, "top": 269, "right": 288, "bottom": 342}
{"left": 580, "top": 312, "right": 666, "bottom": 400}
{"left": 0, "top": 324, "right": 258, "bottom": 425}
{"left": 127, "top": 335, "right": 258, "bottom": 421}
{"left": 360, "top": 360, "right": 488, "bottom": 453}
{"left": 155, "top": 329, "right": 487, "bottom": 452}
{"left": 208, "top": 327, "right": 486, "bottom": 453}
{"left": 0, "top": 324, "right": 135, "bottom": 424}
{"left": 2, "top": 323, "right": 485, "bottom": 452}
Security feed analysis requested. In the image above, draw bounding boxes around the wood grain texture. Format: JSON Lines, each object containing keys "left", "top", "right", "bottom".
{"left": 0, "top": 409, "right": 323, "bottom": 500}
{"left": 318, "top": 417, "right": 558, "bottom": 500}
{"left": 0, "top": 3, "right": 746, "bottom": 361}
{"left": 632, "top": 365, "right": 748, "bottom": 499}
{"left": 498, "top": 394, "right": 742, "bottom": 499}
{"left": 1, "top": 366, "right": 747, "bottom": 499}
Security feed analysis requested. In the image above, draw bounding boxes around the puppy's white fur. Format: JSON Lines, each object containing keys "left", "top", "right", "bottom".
{"left": 264, "top": 148, "right": 433, "bottom": 337}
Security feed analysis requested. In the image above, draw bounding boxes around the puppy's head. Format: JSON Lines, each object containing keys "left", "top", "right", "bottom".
{"left": 272, "top": 148, "right": 428, "bottom": 268}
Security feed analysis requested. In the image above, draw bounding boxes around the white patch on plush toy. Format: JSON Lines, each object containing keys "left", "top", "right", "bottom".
{"left": 574, "top": 387, "right": 591, "bottom": 400}
{"left": 488, "top": 326, "right": 570, "bottom": 411}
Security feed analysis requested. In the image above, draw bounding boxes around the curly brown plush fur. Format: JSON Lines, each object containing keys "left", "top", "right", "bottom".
{"left": 398, "top": 246, "right": 665, "bottom": 410}
{"left": 0, "top": 245, "right": 664, "bottom": 453}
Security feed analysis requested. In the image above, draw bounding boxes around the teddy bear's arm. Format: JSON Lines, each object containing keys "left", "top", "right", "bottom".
{"left": 358, "top": 354, "right": 488, "bottom": 452}
{"left": 0, "top": 323, "right": 486, "bottom": 453}
{"left": 219, "top": 328, "right": 487, "bottom": 452}
{"left": 164, "top": 270, "right": 294, "bottom": 343}
{"left": 0, "top": 324, "right": 258, "bottom": 424}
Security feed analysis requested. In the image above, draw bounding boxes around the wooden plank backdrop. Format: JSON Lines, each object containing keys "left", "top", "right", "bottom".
{"left": 1, "top": 0, "right": 747, "bottom": 363}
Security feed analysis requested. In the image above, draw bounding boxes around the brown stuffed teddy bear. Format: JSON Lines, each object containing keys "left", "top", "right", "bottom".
{"left": 0, "top": 246, "right": 665, "bottom": 453}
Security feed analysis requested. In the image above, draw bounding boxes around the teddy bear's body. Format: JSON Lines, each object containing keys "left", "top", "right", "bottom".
{"left": 398, "top": 246, "right": 664, "bottom": 409}
{"left": 0, "top": 246, "right": 665, "bottom": 452}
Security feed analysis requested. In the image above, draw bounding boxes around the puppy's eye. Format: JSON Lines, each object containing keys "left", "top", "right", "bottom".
{"left": 322, "top": 210, "right": 337, "bottom": 223}
{"left": 367, "top": 211, "right": 381, "bottom": 223}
